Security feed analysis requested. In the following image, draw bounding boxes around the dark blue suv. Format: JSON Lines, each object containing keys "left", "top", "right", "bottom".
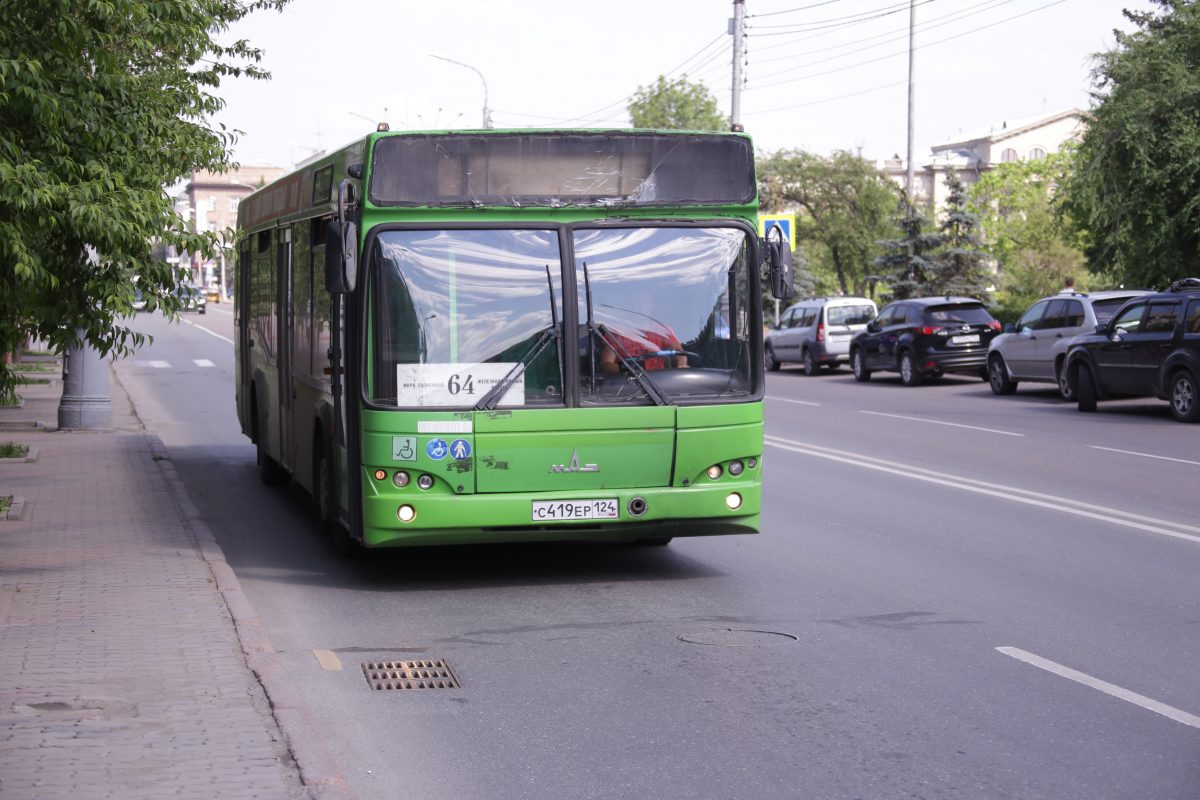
{"left": 1065, "top": 278, "right": 1200, "bottom": 422}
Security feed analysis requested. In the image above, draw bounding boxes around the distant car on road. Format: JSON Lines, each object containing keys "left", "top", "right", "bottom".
{"left": 765, "top": 296, "right": 877, "bottom": 375}
{"left": 987, "top": 289, "right": 1149, "bottom": 400}
{"left": 131, "top": 288, "right": 147, "bottom": 312}
{"left": 1065, "top": 278, "right": 1200, "bottom": 422}
{"left": 177, "top": 284, "right": 207, "bottom": 314}
{"left": 850, "top": 296, "right": 1000, "bottom": 386}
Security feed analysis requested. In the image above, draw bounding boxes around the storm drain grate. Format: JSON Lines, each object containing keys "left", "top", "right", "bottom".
{"left": 362, "top": 659, "right": 460, "bottom": 691}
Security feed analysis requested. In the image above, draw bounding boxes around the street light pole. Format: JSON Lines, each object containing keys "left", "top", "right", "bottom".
{"left": 430, "top": 54, "right": 491, "bottom": 129}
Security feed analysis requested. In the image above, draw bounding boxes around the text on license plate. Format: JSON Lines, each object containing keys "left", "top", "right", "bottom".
{"left": 951, "top": 334, "right": 980, "bottom": 345}
{"left": 532, "top": 499, "right": 619, "bottom": 521}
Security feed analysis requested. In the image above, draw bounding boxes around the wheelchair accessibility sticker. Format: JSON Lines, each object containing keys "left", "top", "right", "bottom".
{"left": 391, "top": 436, "right": 417, "bottom": 463}
{"left": 426, "top": 438, "right": 449, "bottom": 460}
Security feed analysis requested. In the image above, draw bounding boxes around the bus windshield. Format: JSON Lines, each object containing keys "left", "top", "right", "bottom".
{"left": 367, "top": 226, "right": 754, "bottom": 408}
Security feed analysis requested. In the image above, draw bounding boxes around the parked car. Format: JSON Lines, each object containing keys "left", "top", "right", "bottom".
{"left": 765, "top": 296, "right": 877, "bottom": 375}
{"left": 850, "top": 297, "right": 1001, "bottom": 386}
{"left": 987, "top": 289, "right": 1150, "bottom": 399}
{"left": 131, "top": 288, "right": 147, "bottom": 312}
{"left": 1065, "top": 278, "right": 1200, "bottom": 422}
{"left": 177, "top": 284, "right": 207, "bottom": 314}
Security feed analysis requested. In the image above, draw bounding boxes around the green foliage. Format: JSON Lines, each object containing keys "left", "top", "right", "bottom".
{"left": 1064, "top": 0, "right": 1200, "bottom": 289}
{"left": 969, "top": 148, "right": 1085, "bottom": 310}
{"left": 758, "top": 149, "right": 901, "bottom": 298}
{"left": 0, "top": 0, "right": 287, "bottom": 402}
{"left": 628, "top": 75, "right": 727, "bottom": 131}
{"left": 874, "top": 195, "right": 945, "bottom": 300}
{"left": 926, "top": 172, "right": 991, "bottom": 298}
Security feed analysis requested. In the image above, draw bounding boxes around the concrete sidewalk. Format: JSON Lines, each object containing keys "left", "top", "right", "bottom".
{"left": 0, "top": 360, "right": 349, "bottom": 799}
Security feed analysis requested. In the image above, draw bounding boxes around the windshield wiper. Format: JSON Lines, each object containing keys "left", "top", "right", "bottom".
{"left": 594, "top": 323, "right": 670, "bottom": 405}
{"left": 475, "top": 265, "right": 562, "bottom": 411}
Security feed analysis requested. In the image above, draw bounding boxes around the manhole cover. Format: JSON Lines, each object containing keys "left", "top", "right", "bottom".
{"left": 362, "top": 659, "right": 460, "bottom": 690}
{"left": 678, "top": 629, "right": 798, "bottom": 647}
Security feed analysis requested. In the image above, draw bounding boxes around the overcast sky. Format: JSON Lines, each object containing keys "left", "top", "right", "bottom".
{"left": 211, "top": 0, "right": 1154, "bottom": 169}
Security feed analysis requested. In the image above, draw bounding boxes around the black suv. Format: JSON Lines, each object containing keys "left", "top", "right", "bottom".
{"left": 850, "top": 297, "right": 1001, "bottom": 386}
{"left": 1065, "top": 278, "right": 1200, "bottom": 422}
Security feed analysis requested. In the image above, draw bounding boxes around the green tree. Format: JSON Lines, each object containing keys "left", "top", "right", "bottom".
{"left": 758, "top": 149, "right": 900, "bottom": 297}
{"left": 968, "top": 149, "right": 1085, "bottom": 315}
{"left": 874, "top": 195, "right": 944, "bottom": 300}
{"left": 0, "top": 0, "right": 286, "bottom": 402}
{"left": 1064, "top": 0, "right": 1200, "bottom": 289}
{"left": 927, "top": 171, "right": 991, "bottom": 298}
{"left": 628, "top": 75, "right": 727, "bottom": 130}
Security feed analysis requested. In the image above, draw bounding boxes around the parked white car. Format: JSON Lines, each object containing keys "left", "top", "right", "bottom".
{"left": 987, "top": 289, "right": 1150, "bottom": 399}
{"left": 765, "top": 296, "right": 877, "bottom": 375}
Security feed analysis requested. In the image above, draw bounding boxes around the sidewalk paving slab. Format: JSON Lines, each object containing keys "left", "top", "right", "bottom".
{"left": 0, "top": 361, "right": 350, "bottom": 799}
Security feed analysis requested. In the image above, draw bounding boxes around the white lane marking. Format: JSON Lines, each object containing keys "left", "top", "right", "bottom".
{"left": 147, "top": 360, "right": 171, "bottom": 369}
{"left": 860, "top": 410, "right": 1024, "bottom": 437}
{"left": 1089, "top": 445, "right": 1200, "bottom": 467}
{"left": 766, "top": 395, "right": 820, "bottom": 407}
{"left": 764, "top": 435, "right": 1200, "bottom": 544}
{"left": 997, "top": 647, "right": 1200, "bottom": 730}
{"left": 193, "top": 359, "right": 216, "bottom": 368}
{"left": 178, "top": 317, "right": 235, "bottom": 345}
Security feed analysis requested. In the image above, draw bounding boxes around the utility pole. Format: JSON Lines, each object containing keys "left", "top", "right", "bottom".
{"left": 730, "top": 0, "right": 745, "bottom": 127}
{"left": 905, "top": 0, "right": 916, "bottom": 200}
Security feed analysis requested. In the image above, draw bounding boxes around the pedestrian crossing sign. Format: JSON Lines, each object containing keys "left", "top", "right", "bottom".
{"left": 758, "top": 214, "right": 796, "bottom": 252}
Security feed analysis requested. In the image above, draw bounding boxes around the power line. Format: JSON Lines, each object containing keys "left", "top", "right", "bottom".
{"left": 751, "top": 0, "right": 1014, "bottom": 66}
{"left": 744, "top": 0, "right": 1069, "bottom": 92}
{"left": 748, "top": 0, "right": 915, "bottom": 30}
{"left": 741, "top": 78, "right": 908, "bottom": 115}
{"left": 748, "top": 1, "right": 929, "bottom": 37}
{"left": 745, "top": 0, "right": 848, "bottom": 19}
{"left": 749, "top": 0, "right": 1017, "bottom": 82}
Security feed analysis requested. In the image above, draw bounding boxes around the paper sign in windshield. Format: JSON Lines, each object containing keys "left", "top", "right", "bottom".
{"left": 396, "top": 363, "right": 524, "bottom": 407}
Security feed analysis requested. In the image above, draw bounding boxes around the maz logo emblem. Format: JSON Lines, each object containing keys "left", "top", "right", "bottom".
{"left": 549, "top": 449, "right": 599, "bottom": 473}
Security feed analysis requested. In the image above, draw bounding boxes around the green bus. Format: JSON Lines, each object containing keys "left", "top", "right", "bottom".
{"left": 235, "top": 128, "right": 793, "bottom": 551}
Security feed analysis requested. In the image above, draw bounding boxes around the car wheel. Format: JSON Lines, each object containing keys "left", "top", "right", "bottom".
{"left": 1076, "top": 363, "right": 1098, "bottom": 413}
{"left": 802, "top": 348, "right": 818, "bottom": 376}
{"left": 851, "top": 349, "right": 871, "bottom": 382}
{"left": 1056, "top": 358, "right": 1075, "bottom": 401}
{"left": 765, "top": 345, "right": 780, "bottom": 372}
{"left": 899, "top": 351, "right": 923, "bottom": 387}
{"left": 988, "top": 354, "right": 1017, "bottom": 395}
{"left": 1169, "top": 369, "right": 1200, "bottom": 423}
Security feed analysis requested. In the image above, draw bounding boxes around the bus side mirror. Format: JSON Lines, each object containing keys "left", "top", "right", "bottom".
{"left": 765, "top": 228, "right": 795, "bottom": 300}
{"left": 325, "top": 220, "right": 358, "bottom": 294}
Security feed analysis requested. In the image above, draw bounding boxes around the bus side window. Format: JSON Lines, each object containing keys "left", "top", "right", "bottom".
{"left": 312, "top": 217, "right": 332, "bottom": 379}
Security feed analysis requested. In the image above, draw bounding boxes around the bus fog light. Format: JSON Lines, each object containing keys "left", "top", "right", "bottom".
{"left": 392, "top": 470, "right": 410, "bottom": 488}
{"left": 725, "top": 493, "right": 742, "bottom": 510}
{"left": 417, "top": 474, "right": 434, "bottom": 490}
{"left": 397, "top": 504, "right": 416, "bottom": 522}
{"left": 727, "top": 459, "right": 744, "bottom": 476}
{"left": 373, "top": 469, "right": 387, "bottom": 481}
{"left": 706, "top": 464, "right": 723, "bottom": 480}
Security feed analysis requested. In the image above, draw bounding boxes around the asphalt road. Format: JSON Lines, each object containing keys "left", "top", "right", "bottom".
{"left": 115, "top": 308, "right": 1200, "bottom": 800}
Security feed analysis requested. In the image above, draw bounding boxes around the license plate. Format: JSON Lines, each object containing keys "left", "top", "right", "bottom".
{"left": 532, "top": 498, "right": 619, "bottom": 522}
{"left": 951, "top": 334, "right": 980, "bottom": 345}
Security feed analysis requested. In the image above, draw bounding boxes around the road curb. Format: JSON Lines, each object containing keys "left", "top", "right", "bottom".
{"left": 146, "top": 434, "right": 354, "bottom": 800}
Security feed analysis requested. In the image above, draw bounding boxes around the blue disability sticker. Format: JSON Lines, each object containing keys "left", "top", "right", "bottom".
{"left": 426, "top": 438, "right": 448, "bottom": 460}
{"left": 450, "top": 438, "right": 472, "bottom": 460}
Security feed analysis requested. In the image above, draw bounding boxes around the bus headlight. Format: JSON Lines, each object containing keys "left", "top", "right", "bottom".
{"left": 397, "top": 504, "right": 416, "bottom": 522}
{"left": 727, "top": 460, "right": 744, "bottom": 476}
{"left": 392, "top": 470, "right": 410, "bottom": 488}
{"left": 706, "top": 464, "right": 723, "bottom": 480}
{"left": 417, "top": 474, "right": 434, "bottom": 490}
{"left": 725, "top": 493, "right": 742, "bottom": 510}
